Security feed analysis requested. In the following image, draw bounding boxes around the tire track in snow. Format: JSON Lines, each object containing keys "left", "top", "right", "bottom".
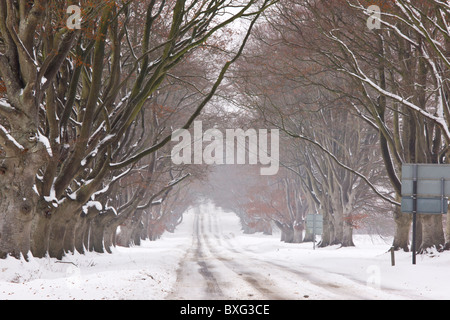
{"left": 207, "top": 210, "right": 419, "bottom": 300}
{"left": 194, "top": 210, "right": 224, "bottom": 297}
{"left": 166, "top": 210, "right": 224, "bottom": 300}
{"left": 199, "top": 211, "right": 287, "bottom": 300}
{"left": 210, "top": 212, "right": 377, "bottom": 299}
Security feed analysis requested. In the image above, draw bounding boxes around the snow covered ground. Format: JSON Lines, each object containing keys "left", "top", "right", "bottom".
{"left": 0, "top": 218, "right": 193, "bottom": 300}
{"left": 1, "top": 201, "right": 450, "bottom": 300}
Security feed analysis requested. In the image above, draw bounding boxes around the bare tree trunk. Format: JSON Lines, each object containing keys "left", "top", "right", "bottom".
{"left": 132, "top": 225, "right": 143, "bottom": 246}
{"left": 30, "top": 209, "right": 52, "bottom": 258}
{"left": 74, "top": 217, "right": 88, "bottom": 254}
{"left": 0, "top": 144, "right": 46, "bottom": 258}
{"left": 446, "top": 203, "right": 450, "bottom": 250}
{"left": 130, "top": 211, "right": 145, "bottom": 246}
{"left": 293, "top": 227, "right": 303, "bottom": 243}
{"left": 90, "top": 217, "right": 106, "bottom": 254}
{"left": 0, "top": 201, "right": 34, "bottom": 259}
{"left": 392, "top": 205, "right": 411, "bottom": 251}
{"left": 116, "top": 220, "right": 134, "bottom": 247}
{"left": 331, "top": 209, "right": 344, "bottom": 246}
{"left": 280, "top": 225, "right": 294, "bottom": 243}
{"left": 63, "top": 214, "right": 82, "bottom": 254}
{"left": 48, "top": 215, "right": 69, "bottom": 260}
{"left": 318, "top": 208, "right": 334, "bottom": 247}
{"left": 103, "top": 216, "right": 119, "bottom": 253}
{"left": 341, "top": 221, "right": 355, "bottom": 247}
{"left": 419, "top": 215, "right": 445, "bottom": 253}
{"left": 341, "top": 203, "right": 355, "bottom": 247}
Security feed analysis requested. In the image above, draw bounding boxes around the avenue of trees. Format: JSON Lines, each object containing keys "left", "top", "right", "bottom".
{"left": 1, "top": 0, "right": 449, "bottom": 260}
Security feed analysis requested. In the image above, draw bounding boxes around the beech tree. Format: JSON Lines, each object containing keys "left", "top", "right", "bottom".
{"left": 232, "top": 0, "right": 450, "bottom": 252}
{"left": 0, "top": 0, "right": 274, "bottom": 259}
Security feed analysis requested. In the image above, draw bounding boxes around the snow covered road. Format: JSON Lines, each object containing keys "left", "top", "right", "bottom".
{"left": 168, "top": 207, "right": 288, "bottom": 300}
{"left": 167, "top": 204, "right": 417, "bottom": 300}
{"left": 2, "top": 201, "right": 450, "bottom": 300}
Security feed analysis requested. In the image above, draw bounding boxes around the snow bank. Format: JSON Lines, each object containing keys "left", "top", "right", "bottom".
{"left": 0, "top": 211, "right": 195, "bottom": 300}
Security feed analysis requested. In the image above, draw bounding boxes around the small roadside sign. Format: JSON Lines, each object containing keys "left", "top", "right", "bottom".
{"left": 306, "top": 214, "right": 323, "bottom": 250}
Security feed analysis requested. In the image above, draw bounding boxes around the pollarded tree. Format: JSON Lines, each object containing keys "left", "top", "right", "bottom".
{"left": 0, "top": 0, "right": 274, "bottom": 259}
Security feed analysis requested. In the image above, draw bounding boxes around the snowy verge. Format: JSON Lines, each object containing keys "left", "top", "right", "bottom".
{"left": 0, "top": 211, "right": 195, "bottom": 300}
{"left": 224, "top": 224, "right": 450, "bottom": 300}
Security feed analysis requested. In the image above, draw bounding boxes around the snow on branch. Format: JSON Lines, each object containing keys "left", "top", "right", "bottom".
{"left": 137, "top": 173, "right": 191, "bottom": 210}
{"left": 37, "top": 131, "right": 53, "bottom": 157}
{"left": 280, "top": 128, "right": 401, "bottom": 207}
{"left": 0, "top": 124, "right": 25, "bottom": 152}
{"left": 327, "top": 32, "right": 450, "bottom": 142}
{"left": 0, "top": 99, "right": 16, "bottom": 114}
{"left": 82, "top": 201, "right": 103, "bottom": 215}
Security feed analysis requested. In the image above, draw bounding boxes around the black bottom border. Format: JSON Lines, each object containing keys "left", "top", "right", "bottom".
{"left": 5, "top": 299, "right": 421, "bottom": 319}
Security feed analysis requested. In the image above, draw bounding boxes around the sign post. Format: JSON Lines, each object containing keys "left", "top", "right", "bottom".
{"left": 313, "top": 215, "right": 316, "bottom": 250}
{"left": 412, "top": 164, "right": 417, "bottom": 265}
{"left": 401, "top": 164, "right": 450, "bottom": 265}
